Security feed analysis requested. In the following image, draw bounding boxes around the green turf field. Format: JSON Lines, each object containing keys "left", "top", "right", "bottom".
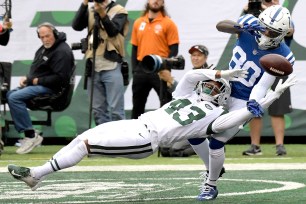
{"left": 1, "top": 144, "right": 306, "bottom": 203}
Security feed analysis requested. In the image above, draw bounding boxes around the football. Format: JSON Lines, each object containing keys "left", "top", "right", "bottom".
{"left": 259, "top": 54, "right": 293, "bottom": 76}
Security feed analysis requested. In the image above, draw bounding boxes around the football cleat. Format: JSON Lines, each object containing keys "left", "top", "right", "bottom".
{"left": 197, "top": 183, "right": 218, "bottom": 201}
{"left": 200, "top": 166, "right": 226, "bottom": 183}
{"left": 8, "top": 164, "right": 42, "bottom": 191}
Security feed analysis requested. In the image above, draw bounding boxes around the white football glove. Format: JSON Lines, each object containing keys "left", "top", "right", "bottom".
{"left": 221, "top": 69, "right": 249, "bottom": 81}
{"left": 273, "top": 74, "right": 298, "bottom": 97}
{"left": 262, "top": 74, "right": 298, "bottom": 109}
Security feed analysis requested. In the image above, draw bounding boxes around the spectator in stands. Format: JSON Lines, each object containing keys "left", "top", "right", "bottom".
{"left": 6, "top": 22, "right": 75, "bottom": 154}
{"left": 130, "top": 0, "right": 179, "bottom": 119}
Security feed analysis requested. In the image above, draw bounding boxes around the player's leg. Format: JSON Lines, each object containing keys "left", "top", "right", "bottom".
{"left": 271, "top": 115, "right": 286, "bottom": 155}
{"left": 197, "top": 104, "right": 242, "bottom": 201}
{"left": 8, "top": 120, "right": 153, "bottom": 190}
{"left": 268, "top": 76, "right": 291, "bottom": 156}
{"left": 197, "top": 138, "right": 224, "bottom": 201}
{"left": 243, "top": 117, "right": 263, "bottom": 155}
{"left": 8, "top": 140, "right": 88, "bottom": 191}
{"left": 51, "top": 136, "right": 84, "bottom": 160}
{"left": 188, "top": 138, "right": 209, "bottom": 169}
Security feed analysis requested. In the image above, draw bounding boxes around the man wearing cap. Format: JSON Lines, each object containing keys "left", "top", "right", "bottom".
{"left": 130, "top": 0, "right": 180, "bottom": 119}
{"left": 158, "top": 44, "right": 212, "bottom": 157}
{"left": 158, "top": 44, "right": 210, "bottom": 93}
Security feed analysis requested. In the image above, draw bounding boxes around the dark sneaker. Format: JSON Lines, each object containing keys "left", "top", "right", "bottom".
{"left": 8, "top": 164, "right": 42, "bottom": 191}
{"left": 242, "top": 144, "right": 262, "bottom": 156}
{"left": 197, "top": 183, "right": 218, "bottom": 201}
{"left": 276, "top": 144, "right": 287, "bottom": 156}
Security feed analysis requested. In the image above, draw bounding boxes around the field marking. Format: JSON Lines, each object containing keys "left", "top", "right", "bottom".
{"left": 0, "top": 178, "right": 304, "bottom": 202}
{"left": 1, "top": 163, "right": 306, "bottom": 172}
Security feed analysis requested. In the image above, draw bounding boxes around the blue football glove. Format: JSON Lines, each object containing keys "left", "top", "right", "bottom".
{"left": 234, "top": 23, "right": 266, "bottom": 37}
{"left": 247, "top": 99, "right": 264, "bottom": 117}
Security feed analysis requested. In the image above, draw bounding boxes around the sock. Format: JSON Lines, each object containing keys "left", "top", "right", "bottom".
{"left": 24, "top": 129, "right": 35, "bottom": 138}
{"left": 189, "top": 139, "right": 210, "bottom": 170}
{"left": 207, "top": 147, "right": 225, "bottom": 187}
{"left": 32, "top": 141, "right": 88, "bottom": 179}
{"left": 51, "top": 137, "right": 83, "bottom": 160}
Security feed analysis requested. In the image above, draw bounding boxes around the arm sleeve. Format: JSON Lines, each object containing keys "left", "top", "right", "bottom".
{"left": 168, "top": 44, "right": 178, "bottom": 58}
{"left": 211, "top": 87, "right": 282, "bottom": 133}
{"left": 249, "top": 72, "right": 275, "bottom": 101}
{"left": 216, "top": 20, "right": 241, "bottom": 34}
{"left": 72, "top": 3, "right": 89, "bottom": 31}
{"left": 100, "top": 13, "right": 128, "bottom": 37}
{"left": 131, "top": 45, "right": 138, "bottom": 73}
{"left": 0, "top": 29, "right": 10, "bottom": 46}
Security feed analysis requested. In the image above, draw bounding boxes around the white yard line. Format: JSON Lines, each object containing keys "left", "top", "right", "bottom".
{"left": 1, "top": 163, "right": 306, "bottom": 172}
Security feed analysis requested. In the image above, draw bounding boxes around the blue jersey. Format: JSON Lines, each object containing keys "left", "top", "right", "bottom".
{"left": 229, "top": 14, "right": 295, "bottom": 100}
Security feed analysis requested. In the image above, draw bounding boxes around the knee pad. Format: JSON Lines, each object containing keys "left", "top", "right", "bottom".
{"left": 209, "top": 138, "right": 225, "bottom": 150}
{"left": 188, "top": 138, "right": 206, "bottom": 145}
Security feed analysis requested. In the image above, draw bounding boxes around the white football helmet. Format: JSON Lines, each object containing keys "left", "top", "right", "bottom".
{"left": 195, "top": 78, "right": 231, "bottom": 106}
{"left": 256, "top": 5, "right": 291, "bottom": 50}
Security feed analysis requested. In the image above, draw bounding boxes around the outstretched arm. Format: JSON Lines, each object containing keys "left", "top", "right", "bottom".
{"left": 210, "top": 75, "right": 297, "bottom": 134}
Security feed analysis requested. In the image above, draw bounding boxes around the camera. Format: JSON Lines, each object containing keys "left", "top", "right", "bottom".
{"left": 141, "top": 55, "right": 185, "bottom": 74}
{"left": 71, "top": 38, "right": 88, "bottom": 54}
{"left": 247, "top": 0, "right": 263, "bottom": 17}
{"left": 88, "top": 0, "right": 105, "bottom": 3}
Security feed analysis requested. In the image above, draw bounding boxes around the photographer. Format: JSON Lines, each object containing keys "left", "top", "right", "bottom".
{"left": 72, "top": 0, "right": 128, "bottom": 125}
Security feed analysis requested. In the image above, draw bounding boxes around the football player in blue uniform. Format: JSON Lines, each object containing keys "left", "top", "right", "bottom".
{"left": 193, "top": 5, "right": 295, "bottom": 201}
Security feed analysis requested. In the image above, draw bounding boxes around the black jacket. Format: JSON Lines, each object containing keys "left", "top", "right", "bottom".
{"left": 27, "top": 32, "right": 75, "bottom": 92}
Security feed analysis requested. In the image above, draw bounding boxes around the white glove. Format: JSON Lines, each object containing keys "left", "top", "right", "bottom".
{"left": 273, "top": 74, "right": 298, "bottom": 97}
{"left": 221, "top": 69, "right": 248, "bottom": 81}
{"left": 261, "top": 74, "right": 297, "bottom": 109}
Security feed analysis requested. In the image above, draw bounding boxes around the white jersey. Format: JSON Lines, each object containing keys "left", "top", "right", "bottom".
{"left": 139, "top": 94, "right": 225, "bottom": 147}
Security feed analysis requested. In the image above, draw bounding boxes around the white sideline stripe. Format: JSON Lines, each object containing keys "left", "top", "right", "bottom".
{"left": 2, "top": 163, "right": 306, "bottom": 172}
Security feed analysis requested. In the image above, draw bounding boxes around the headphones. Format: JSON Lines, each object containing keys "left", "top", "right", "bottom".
{"left": 37, "top": 22, "right": 59, "bottom": 39}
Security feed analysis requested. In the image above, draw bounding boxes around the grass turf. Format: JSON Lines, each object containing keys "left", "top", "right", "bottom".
{"left": 1, "top": 144, "right": 306, "bottom": 167}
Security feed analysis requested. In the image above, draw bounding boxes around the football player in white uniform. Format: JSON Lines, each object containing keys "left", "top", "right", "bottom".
{"left": 8, "top": 67, "right": 296, "bottom": 198}
{"left": 192, "top": 5, "right": 295, "bottom": 201}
